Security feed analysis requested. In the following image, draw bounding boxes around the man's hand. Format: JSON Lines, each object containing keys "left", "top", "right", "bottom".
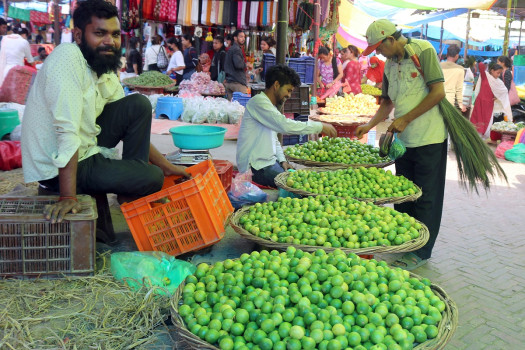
{"left": 281, "top": 162, "right": 294, "bottom": 171}
{"left": 460, "top": 104, "right": 467, "bottom": 113}
{"left": 387, "top": 115, "right": 411, "bottom": 133}
{"left": 355, "top": 124, "right": 372, "bottom": 139}
{"left": 44, "top": 198, "right": 82, "bottom": 224}
{"left": 321, "top": 123, "right": 337, "bottom": 138}
{"left": 162, "top": 164, "right": 191, "bottom": 179}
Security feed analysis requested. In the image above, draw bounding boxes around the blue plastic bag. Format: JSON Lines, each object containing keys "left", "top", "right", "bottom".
{"left": 111, "top": 251, "right": 196, "bottom": 296}
{"left": 389, "top": 133, "right": 406, "bottom": 160}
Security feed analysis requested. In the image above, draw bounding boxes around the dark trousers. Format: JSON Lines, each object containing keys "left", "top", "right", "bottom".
{"left": 394, "top": 140, "right": 448, "bottom": 260}
{"left": 40, "top": 94, "right": 163, "bottom": 197}
{"left": 251, "top": 162, "right": 284, "bottom": 188}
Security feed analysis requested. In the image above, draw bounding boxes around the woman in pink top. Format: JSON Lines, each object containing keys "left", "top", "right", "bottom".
{"left": 341, "top": 45, "right": 362, "bottom": 95}
{"left": 317, "top": 46, "right": 343, "bottom": 90}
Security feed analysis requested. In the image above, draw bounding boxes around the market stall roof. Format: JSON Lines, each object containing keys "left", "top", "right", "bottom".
{"left": 491, "top": 0, "right": 525, "bottom": 18}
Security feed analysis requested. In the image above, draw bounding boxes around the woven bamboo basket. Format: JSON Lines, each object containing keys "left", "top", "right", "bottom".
{"left": 309, "top": 114, "right": 372, "bottom": 126}
{"left": 229, "top": 206, "right": 429, "bottom": 255}
{"left": 170, "top": 268, "right": 457, "bottom": 350}
{"left": 274, "top": 169, "right": 422, "bottom": 205}
{"left": 285, "top": 153, "right": 395, "bottom": 169}
{"left": 122, "top": 77, "right": 176, "bottom": 90}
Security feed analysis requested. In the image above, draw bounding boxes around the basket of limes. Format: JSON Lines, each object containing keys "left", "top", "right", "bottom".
{"left": 230, "top": 196, "right": 429, "bottom": 256}
{"left": 274, "top": 167, "right": 422, "bottom": 205}
{"left": 284, "top": 137, "right": 394, "bottom": 169}
{"left": 170, "top": 248, "right": 458, "bottom": 350}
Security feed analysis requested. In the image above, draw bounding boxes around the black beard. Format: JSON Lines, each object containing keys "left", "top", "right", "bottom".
{"left": 78, "top": 35, "right": 121, "bottom": 77}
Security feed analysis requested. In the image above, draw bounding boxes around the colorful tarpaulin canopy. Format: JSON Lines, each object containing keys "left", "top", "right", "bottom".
{"left": 369, "top": 0, "right": 497, "bottom": 10}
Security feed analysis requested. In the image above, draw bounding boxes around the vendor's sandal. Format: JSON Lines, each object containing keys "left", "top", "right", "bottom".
{"left": 391, "top": 252, "right": 427, "bottom": 271}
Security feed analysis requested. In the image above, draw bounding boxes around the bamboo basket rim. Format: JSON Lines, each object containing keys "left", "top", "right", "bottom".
{"left": 285, "top": 153, "right": 395, "bottom": 169}
{"left": 229, "top": 205, "right": 429, "bottom": 255}
{"left": 274, "top": 168, "right": 422, "bottom": 205}
{"left": 309, "top": 114, "right": 372, "bottom": 126}
{"left": 317, "top": 107, "right": 376, "bottom": 117}
{"left": 170, "top": 262, "right": 458, "bottom": 350}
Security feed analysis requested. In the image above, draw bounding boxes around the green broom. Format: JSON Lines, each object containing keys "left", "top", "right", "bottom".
{"left": 405, "top": 45, "right": 507, "bottom": 193}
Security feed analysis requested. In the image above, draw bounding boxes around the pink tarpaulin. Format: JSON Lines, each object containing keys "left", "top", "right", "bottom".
{"left": 150, "top": 118, "right": 240, "bottom": 140}
{"left": 337, "top": 27, "right": 368, "bottom": 50}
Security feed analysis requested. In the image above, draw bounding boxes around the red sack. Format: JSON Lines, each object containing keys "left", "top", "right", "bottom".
{"left": 495, "top": 140, "right": 514, "bottom": 159}
{"left": 0, "top": 141, "right": 22, "bottom": 170}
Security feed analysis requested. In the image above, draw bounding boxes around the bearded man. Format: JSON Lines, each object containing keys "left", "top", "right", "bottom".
{"left": 21, "top": 0, "right": 189, "bottom": 224}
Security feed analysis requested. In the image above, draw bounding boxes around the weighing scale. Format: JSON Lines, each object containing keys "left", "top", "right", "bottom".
{"left": 166, "top": 149, "right": 212, "bottom": 165}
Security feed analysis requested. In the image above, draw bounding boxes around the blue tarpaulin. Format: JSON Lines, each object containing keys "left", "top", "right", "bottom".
{"left": 427, "top": 40, "right": 503, "bottom": 57}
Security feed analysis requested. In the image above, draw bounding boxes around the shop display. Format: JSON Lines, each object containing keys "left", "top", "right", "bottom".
{"left": 179, "top": 72, "right": 226, "bottom": 97}
{"left": 319, "top": 93, "right": 378, "bottom": 116}
{"left": 284, "top": 137, "right": 389, "bottom": 166}
{"left": 181, "top": 96, "right": 244, "bottom": 124}
{"left": 360, "top": 84, "right": 382, "bottom": 96}
{"left": 490, "top": 121, "right": 525, "bottom": 132}
{"left": 123, "top": 71, "right": 174, "bottom": 87}
{"left": 278, "top": 167, "right": 420, "bottom": 202}
{"left": 173, "top": 247, "right": 455, "bottom": 350}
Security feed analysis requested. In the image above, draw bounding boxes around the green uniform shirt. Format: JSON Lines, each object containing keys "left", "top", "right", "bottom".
{"left": 381, "top": 38, "right": 447, "bottom": 148}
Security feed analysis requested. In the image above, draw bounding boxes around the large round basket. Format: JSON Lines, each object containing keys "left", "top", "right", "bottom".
{"left": 274, "top": 169, "right": 422, "bottom": 205}
{"left": 170, "top": 269, "right": 458, "bottom": 350}
{"left": 285, "top": 153, "right": 395, "bottom": 169}
{"left": 122, "top": 77, "right": 177, "bottom": 95}
{"left": 229, "top": 206, "right": 429, "bottom": 255}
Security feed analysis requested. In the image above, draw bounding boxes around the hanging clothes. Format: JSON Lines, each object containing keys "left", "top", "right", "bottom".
{"left": 237, "top": 2, "right": 243, "bottom": 29}
{"left": 167, "top": 0, "right": 178, "bottom": 23}
{"left": 229, "top": 0, "right": 237, "bottom": 27}
{"left": 272, "top": 1, "right": 278, "bottom": 25}
{"left": 129, "top": 0, "right": 140, "bottom": 29}
{"left": 249, "top": 2, "right": 258, "bottom": 28}
{"left": 142, "top": 0, "right": 155, "bottom": 20}
{"left": 185, "top": 0, "right": 192, "bottom": 26}
{"left": 121, "top": 0, "right": 129, "bottom": 31}
{"left": 210, "top": 0, "right": 217, "bottom": 27}
{"left": 191, "top": 0, "right": 199, "bottom": 25}
{"left": 262, "top": 2, "right": 268, "bottom": 26}
{"left": 153, "top": 0, "right": 162, "bottom": 21}
{"left": 159, "top": 0, "right": 169, "bottom": 22}
{"left": 214, "top": 1, "right": 220, "bottom": 25}
{"left": 177, "top": 0, "right": 184, "bottom": 25}
{"left": 201, "top": 0, "right": 208, "bottom": 25}
{"left": 244, "top": 1, "right": 251, "bottom": 29}
{"left": 223, "top": 0, "right": 231, "bottom": 27}
{"left": 217, "top": 1, "right": 224, "bottom": 26}
{"left": 320, "top": 0, "right": 330, "bottom": 24}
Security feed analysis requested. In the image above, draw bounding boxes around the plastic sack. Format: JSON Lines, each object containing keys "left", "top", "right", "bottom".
{"left": 505, "top": 143, "right": 525, "bottom": 163}
{"left": 389, "top": 133, "right": 406, "bottom": 160}
{"left": 0, "top": 141, "right": 22, "bottom": 170}
{"left": 192, "top": 102, "right": 211, "bottom": 124}
{"left": 495, "top": 141, "right": 514, "bottom": 159}
{"left": 230, "top": 170, "right": 267, "bottom": 207}
{"left": 110, "top": 251, "right": 196, "bottom": 296}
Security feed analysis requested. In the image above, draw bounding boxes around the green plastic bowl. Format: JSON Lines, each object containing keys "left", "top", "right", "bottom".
{"left": 169, "top": 125, "right": 227, "bottom": 150}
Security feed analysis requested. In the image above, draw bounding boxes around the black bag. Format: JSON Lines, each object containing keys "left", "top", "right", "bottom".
{"left": 156, "top": 46, "right": 169, "bottom": 70}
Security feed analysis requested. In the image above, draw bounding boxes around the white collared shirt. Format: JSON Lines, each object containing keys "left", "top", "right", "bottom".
{"left": 236, "top": 92, "right": 322, "bottom": 173}
{"left": 21, "top": 43, "right": 124, "bottom": 183}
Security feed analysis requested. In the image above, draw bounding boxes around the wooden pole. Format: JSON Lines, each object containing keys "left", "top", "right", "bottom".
{"left": 276, "top": 0, "right": 288, "bottom": 65}
{"left": 503, "top": 0, "right": 513, "bottom": 56}
{"left": 138, "top": 0, "right": 144, "bottom": 54}
{"left": 311, "top": 0, "right": 320, "bottom": 98}
{"left": 464, "top": 9, "right": 470, "bottom": 60}
{"left": 54, "top": 0, "right": 60, "bottom": 46}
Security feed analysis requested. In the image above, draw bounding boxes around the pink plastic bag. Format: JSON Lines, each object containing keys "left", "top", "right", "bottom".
{"left": 495, "top": 141, "right": 514, "bottom": 159}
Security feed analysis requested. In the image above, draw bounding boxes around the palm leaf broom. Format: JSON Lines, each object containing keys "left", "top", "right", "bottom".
{"left": 405, "top": 44, "right": 507, "bottom": 193}
{"left": 439, "top": 98, "right": 507, "bottom": 193}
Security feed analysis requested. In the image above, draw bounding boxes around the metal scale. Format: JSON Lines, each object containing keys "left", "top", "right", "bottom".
{"left": 166, "top": 149, "right": 212, "bottom": 165}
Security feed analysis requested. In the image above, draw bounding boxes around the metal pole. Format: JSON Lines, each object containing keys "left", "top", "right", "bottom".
{"left": 439, "top": 20, "right": 444, "bottom": 57}
{"left": 464, "top": 9, "right": 470, "bottom": 60}
{"left": 138, "top": 0, "right": 144, "bottom": 54}
{"left": 311, "top": 0, "right": 320, "bottom": 98}
{"left": 519, "top": 18, "right": 523, "bottom": 55}
{"left": 3, "top": 0, "right": 7, "bottom": 20}
{"left": 54, "top": 0, "right": 60, "bottom": 46}
{"left": 503, "top": 0, "right": 512, "bottom": 56}
{"left": 276, "top": 0, "right": 288, "bottom": 65}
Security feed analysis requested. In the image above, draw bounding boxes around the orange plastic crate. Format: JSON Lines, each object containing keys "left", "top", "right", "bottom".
{"left": 121, "top": 160, "right": 233, "bottom": 256}
{"left": 212, "top": 159, "right": 233, "bottom": 192}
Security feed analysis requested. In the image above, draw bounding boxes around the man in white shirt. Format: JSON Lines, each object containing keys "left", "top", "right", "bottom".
{"left": 440, "top": 45, "right": 466, "bottom": 112}
{"left": 21, "top": 0, "right": 188, "bottom": 224}
{"left": 0, "top": 27, "right": 34, "bottom": 85}
{"left": 237, "top": 64, "right": 337, "bottom": 187}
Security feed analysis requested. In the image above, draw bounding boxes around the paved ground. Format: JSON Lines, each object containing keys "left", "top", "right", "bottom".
{"left": 2, "top": 125, "right": 524, "bottom": 349}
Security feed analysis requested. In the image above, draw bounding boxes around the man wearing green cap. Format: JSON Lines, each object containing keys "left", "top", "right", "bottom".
{"left": 356, "top": 19, "right": 447, "bottom": 270}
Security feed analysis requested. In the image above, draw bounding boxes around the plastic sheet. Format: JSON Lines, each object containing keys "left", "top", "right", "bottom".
{"left": 110, "top": 251, "right": 196, "bottom": 296}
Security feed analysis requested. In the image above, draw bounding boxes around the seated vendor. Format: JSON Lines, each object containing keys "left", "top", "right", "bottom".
{"left": 21, "top": 0, "right": 189, "bottom": 224}
{"left": 236, "top": 64, "right": 337, "bottom": 187}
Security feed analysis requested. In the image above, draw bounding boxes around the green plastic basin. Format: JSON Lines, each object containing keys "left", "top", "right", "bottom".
{"left": 169, "top": 125, "right": 227, "bottom": 150}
